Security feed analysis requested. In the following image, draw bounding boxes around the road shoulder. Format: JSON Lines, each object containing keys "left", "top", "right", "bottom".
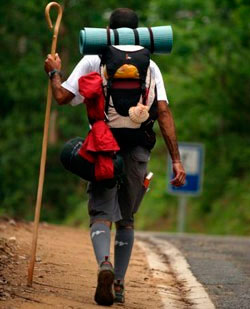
{"left": 137, "top": 234, "right": 215, "bottom": 309}
{"left": 0, "top": 220, "right": 163, "bottom": 309}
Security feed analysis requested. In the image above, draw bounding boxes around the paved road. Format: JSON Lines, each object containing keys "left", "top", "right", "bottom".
{"left": 152, "top": 233, "right": 250, "bottom": 309}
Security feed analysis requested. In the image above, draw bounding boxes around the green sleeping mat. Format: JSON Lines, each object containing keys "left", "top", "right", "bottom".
{"left": 79, "top": 26, "right": 173, "bottom": 55}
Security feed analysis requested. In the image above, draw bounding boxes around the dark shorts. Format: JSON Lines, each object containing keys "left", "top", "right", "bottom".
{"left": 87, "top": 146, "right": 150, "bottom": 227}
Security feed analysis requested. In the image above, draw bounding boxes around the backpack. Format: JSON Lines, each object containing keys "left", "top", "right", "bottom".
{"left": 100, "top": 45, "right": 158, "bottom": 150}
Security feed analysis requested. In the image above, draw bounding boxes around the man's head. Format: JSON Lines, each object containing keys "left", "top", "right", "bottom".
{"left": 109, "top": 8, "right": 138, "bottom": 29}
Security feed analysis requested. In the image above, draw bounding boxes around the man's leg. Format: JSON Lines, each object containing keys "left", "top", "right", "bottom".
{"left": 114, "top": 223, "right": 134, "bottom": 281}
{"left": 114, "top": 146, "right": 150, "bottom": 303}
{"left": 90, "top": 219, "right": 115, "bottom": 306}
{"left": 113, "top": 223, "right": 134, "bottom": 303}
{"left": 115, "top": 146, "right": 149, "bottom": 279}
{"left": 87, "top": 183, "right": 122, "bottom": 306}
{"left": 90, "top": 220, "right": 112, "bottom": 264}
{"left": 88, "top": 181, "right": 121, "bottom": 264}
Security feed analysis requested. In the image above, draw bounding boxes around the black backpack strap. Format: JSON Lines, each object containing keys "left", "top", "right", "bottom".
{"left": 141, "top": 81, "right": 146, "bottom": 105}
{"left": 148, "top": 27, "right": 155, "bottom": 53}
{"left": 105, "top": 78, "right": 113, "bottom": 121}
{"left": 100, "top": 64, "right": 110, "bottom": 121}
{"left": 106, "top": 27, "right": 111, "bottom": 45}
{"left": 141, "top": 66, "right": 151, "bottom": 105}
{"left": 133, "top": 29, "right": 140, "bottom": 45}
{"left": 113, "top": 29, "right": 119, "bottom": 45}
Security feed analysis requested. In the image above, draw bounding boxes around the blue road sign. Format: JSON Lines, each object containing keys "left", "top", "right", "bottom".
{"left": 167, "top": 142, "right": 205, "bottom": 196}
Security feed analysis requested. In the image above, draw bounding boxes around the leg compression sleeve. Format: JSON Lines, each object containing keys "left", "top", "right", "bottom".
{"left": 90, "top": 222, "right": 111, "bottom": 265}
{"left": 114, "top": 228, "right": 134, "bottom": 281}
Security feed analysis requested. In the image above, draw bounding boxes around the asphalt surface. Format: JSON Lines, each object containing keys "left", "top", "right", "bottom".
{"left": 152, "top": 233, "right": 250, "bottom": 309}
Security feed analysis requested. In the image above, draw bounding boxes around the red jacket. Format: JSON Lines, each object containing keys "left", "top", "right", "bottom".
{"left": 78, "top": 72, "right": 120, "bottom": 181}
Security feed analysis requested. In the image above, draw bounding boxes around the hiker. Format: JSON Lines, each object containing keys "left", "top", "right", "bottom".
{"left": 44, "top": 8, "right": 185, "bottom": 306}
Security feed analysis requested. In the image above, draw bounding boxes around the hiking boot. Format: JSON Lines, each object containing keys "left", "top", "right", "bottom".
{"left": 94, "top": 257, "right": 114, "bottom": 306}
{"left": 114, "top": 280, "right": 125, "bottom": 303}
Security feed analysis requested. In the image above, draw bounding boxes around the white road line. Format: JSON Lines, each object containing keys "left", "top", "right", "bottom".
{"left": 137, "top": 240, "right": 185, "bottom": 308}
{"left": 137, "top": 236, "right": 215, "bottom": 309}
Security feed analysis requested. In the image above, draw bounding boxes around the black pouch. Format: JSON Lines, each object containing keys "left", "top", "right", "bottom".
{"left": 60, "top": 137, "right": 124, "bottom": 188}
{"left": 110, "top": 87, "right": 141, "bottom": 116}
{"left": 111, "top": 127, "right": 156, "bottom": 151}
{"left": 60, "top": 137, "right": 95, "bottom": 182}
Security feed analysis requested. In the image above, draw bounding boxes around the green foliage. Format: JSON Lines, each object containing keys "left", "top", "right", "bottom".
{"left": 0, "top": 0, "right": 249, "bottom": 234}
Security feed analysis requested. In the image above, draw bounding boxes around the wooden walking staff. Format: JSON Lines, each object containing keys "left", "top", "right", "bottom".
{"left": 27, "top": 2, "right": 63, "bottom": 287}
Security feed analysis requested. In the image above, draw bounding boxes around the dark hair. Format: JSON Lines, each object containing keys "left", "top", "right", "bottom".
{"left": 109, "top": 8, "right": 138, "bottom": 29}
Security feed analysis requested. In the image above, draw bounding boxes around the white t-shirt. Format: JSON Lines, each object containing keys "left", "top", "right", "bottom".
{"left": 62, "top": 54, "right": 169, "bottom": 106}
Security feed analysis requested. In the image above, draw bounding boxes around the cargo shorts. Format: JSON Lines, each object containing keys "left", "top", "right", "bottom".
{"left": 87, "top": 146, "right": 150, "bottom": 227}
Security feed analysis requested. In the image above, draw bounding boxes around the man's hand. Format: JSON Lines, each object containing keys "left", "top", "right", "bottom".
{"left": 171, "top": 162, "right": 186, "bottom": 187}
{"left": 43, "top": 53, "right": 74, "bottom": 105}
{"left": 157, "top": 101, "right": 186, "bottom": 187}
{"left": 44, "top": 53, "right": 61, "bottom": 73}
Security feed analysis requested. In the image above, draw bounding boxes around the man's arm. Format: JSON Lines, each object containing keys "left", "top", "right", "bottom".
{"left": 157, "top": 100, "right": 186, "bottom": 187}
{"left": 44, "top": 53, "right": 75, "bottom": 105}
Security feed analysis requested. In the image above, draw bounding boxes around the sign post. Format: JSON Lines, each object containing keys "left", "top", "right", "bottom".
{"left": 177, "top": 195, "right": 187, "bottom": 233}
{"left": 167, "top": 142, "right": 204, "bottom": 233}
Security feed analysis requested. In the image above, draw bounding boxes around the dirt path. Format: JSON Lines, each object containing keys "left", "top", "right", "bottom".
{"left": 0, "top": 220, "right": 163, "bottom": 309}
